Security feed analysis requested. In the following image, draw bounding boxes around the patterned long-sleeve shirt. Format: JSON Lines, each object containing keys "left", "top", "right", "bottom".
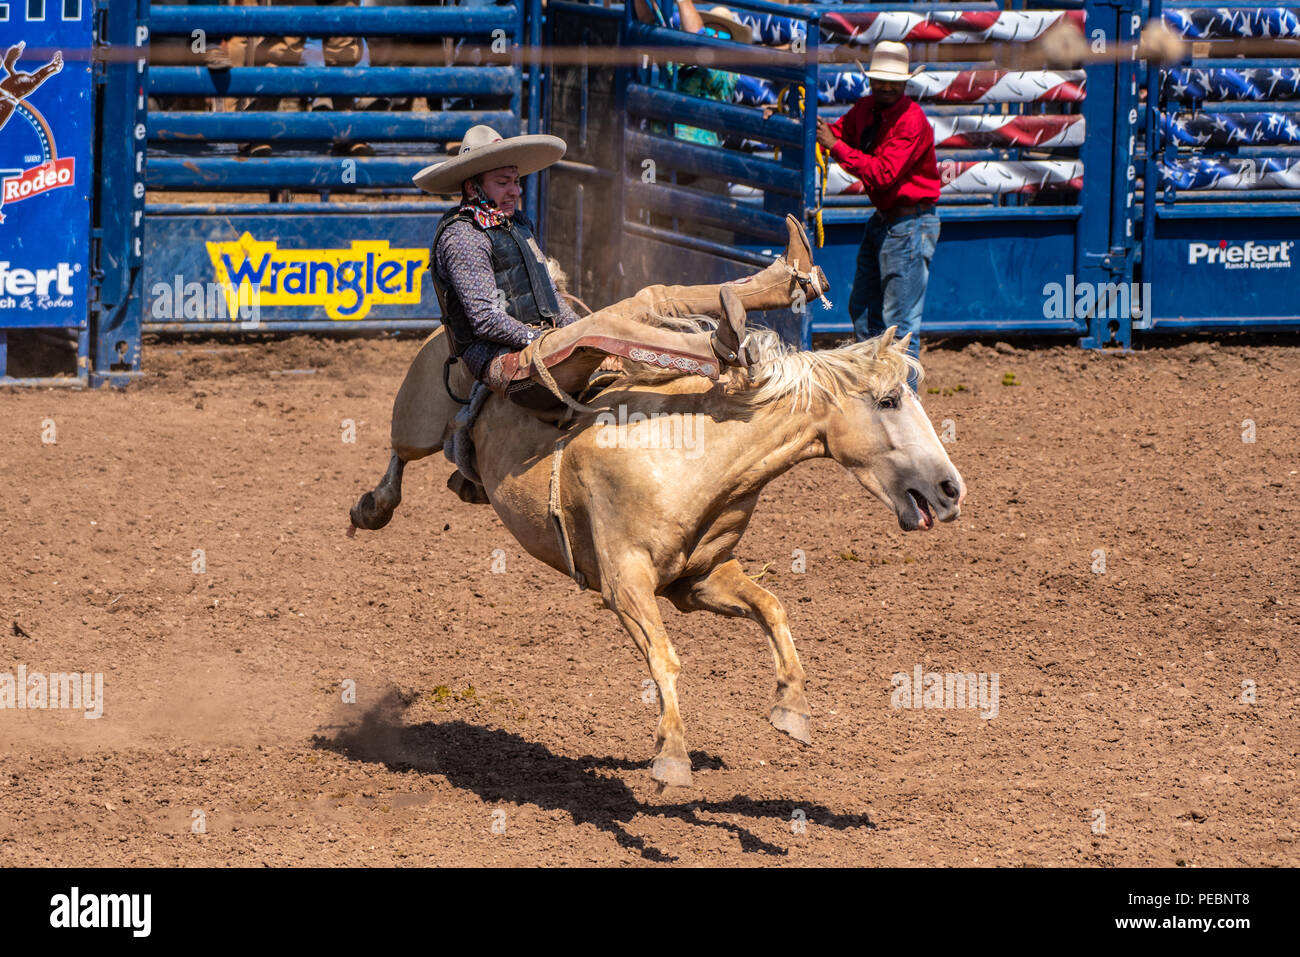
{"left": 433, "top": 219, "right": 580, "bottom": 379}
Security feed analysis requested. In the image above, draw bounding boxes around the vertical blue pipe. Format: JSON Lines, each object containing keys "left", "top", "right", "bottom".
{"left": 801, "top": 9, "right": 819, "bottom": 350}
{"left": 537, "top": 0, "right": 553, "bottom": 246}
{"left": 1076, "top": 0, "right": 1117, "bottom": 348}
{"left": 614, "top": 1, "right": 633, "bottom": 302}
{"left": 1142, "top": 0, "right": 1163, "bottom": 329}
{"left": 521, "top": 0, "right": 540, "bottom": 227}
{"left": 92, "top": 0, "right": 147, "bottom": 385}
{"left": 1107, "top": 0, "right": 1139, "bottom": 348}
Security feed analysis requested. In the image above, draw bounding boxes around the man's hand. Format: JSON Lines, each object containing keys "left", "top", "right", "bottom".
{"left": 516, "top": 336, "right": 542, "bottom": 373}
{"left": 816, "top": 118, "right": 839, "bottom": 149}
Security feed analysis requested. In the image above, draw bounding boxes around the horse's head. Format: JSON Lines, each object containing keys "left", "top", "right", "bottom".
{"left": 824, "top": 328, "right": 965, "bottom": 531}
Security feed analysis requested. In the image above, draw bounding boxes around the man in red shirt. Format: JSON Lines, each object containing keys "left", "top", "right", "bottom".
{"left": 818, "top": 41, "right": 940, "bottom": 391}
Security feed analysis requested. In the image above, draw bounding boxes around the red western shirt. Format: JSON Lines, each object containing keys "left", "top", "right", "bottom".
{"left": 827, "top": 94, "right": 941, "bottom": 212}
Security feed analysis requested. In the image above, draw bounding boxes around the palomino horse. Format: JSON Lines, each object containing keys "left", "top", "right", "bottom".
{"left": 351, "top": 323, "right": 965, "bottom": 788}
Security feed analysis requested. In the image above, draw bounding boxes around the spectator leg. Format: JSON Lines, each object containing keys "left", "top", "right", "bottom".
{"left": 848, "top": 214, "right": 886, "bottom": 344}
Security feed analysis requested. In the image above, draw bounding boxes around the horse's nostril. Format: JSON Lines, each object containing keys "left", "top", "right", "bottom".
{"left": 939, "top": 479, "right": 959, "bottom": 502}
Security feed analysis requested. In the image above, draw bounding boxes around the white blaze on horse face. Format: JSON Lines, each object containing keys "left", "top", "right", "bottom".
{"left": 829, "top": 385, "right": 964, "bottom": 532}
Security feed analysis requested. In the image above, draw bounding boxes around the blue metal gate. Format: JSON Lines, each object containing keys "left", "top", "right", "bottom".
{"left": 90, "top": 0, "right": 540, "bottom": 385}
{"left": 1138, "top": 1, "right": 1300, "bottom": 332}
{"left": 549, "top": 0, "right": 1140, "bottom": 348}
{"left": 549, "top": 0, "right": 1299, "bottom": 349}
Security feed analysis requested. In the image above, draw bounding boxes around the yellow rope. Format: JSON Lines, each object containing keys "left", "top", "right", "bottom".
{"left": 791, "top": 85, "right": 827, "bottom": 249}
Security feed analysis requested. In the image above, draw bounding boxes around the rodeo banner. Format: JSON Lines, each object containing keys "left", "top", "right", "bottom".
{"left": 0, "top": 0, "right": 93, "bottom": 327}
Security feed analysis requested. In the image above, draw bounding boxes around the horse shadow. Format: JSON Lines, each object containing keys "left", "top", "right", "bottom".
{"left": 311, "top": 692, "right": 876, "bottom": 863}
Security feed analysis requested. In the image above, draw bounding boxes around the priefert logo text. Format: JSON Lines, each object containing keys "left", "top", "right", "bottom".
{"left": 0, "top": 261, "right": 77, "bottom": 297}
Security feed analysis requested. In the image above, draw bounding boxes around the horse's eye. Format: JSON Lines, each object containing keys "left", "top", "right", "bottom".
{"left": 878, "top": 393, "right": 899, "bottom": 410}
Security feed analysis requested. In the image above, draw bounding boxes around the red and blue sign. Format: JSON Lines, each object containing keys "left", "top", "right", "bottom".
{"left": 0, "top": 0, "right": 92, "bottom": 328}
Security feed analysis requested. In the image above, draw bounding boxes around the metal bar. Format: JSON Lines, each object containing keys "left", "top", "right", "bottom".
{"left": 91, "top": 0, "right": 147, "bottom": 386}
{"left": 625, "top": 222, "right": 778, "bottom": 270}
{"left": 148, "top": 110, "right": 518, "bottom": 142}
{"left": 625, "top": 180, "right": 788, "bottom": 241}
{"left": 625, "top": 21, "right": 806, "bottom": 85}
{"left": 802, "top": 3, "right": 821, "bottom": 309}
{"left": 626, "top": 130, "right": 802, "bottom": 195}
{"left": 143, "top": 320, "right": 440, "bottom": 334}
{"left": 1143, "top": 0, "right": 1161, "bottom": 300}
{"left": 813, "top": 319, "right": 1087, "bottom": 336}
{"left": 551, "top": 159, "right": 612, "bottom": 178}
{"left": 148, "top": 66, "right": 518, "bottom": 97}
{"left": 1173, "top": 103, "right": 1300, "bottom": 114}
{"left": 1158, "top": 0, "right": 1293, "bottom": 6}
{"left": 1193, "top": 58, "right": 1300, "bottom": 69}
{"left": 818, "top": 205, "right": 1083, "bottom": 223}
{"left": 1149, "top": 200, "right": 1300, "bottom": 215}
{"left": 147, "top": 5, "right": 519, "bottom": 37}
{"left": 146, "top": 157, "right": 432, "bottom": 190}
{"left": 0, "top": 375, "right": 91, "bottom": 387}
{"left": 821, "top": 194, "right": 996, "bottom": 206}
{"left": 802, "top": 3, "right": 1001, "bottom": 11}
{"left": 549, "top": 0, "right": 622, "bottom": 21}
{"left": 146, "top": 201, "right": 454, "bottom": 215}
{"left": 627, "top": 84, "right": 803, "bottom": 147}
{"left": 1142, "top": 317, "right": 1300, "bottom": 331}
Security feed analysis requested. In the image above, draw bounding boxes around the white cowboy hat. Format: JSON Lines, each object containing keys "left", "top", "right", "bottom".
{"left": 413, "top": 125, "right": 567, "bottom": 194}
{"left": 698, "top": 6, "right": 753, "bottom": 45}
{"left": 863, "top": 41, "right": 925, "bottom": 82}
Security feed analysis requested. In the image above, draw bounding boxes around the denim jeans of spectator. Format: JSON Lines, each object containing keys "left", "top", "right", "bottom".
{"left": 847, "top": 210, "right": 940, "bottom": 393}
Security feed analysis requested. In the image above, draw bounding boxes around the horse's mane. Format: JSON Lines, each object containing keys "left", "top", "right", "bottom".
{"left": 618, "top": 313, "right": 923, "bottom": 413}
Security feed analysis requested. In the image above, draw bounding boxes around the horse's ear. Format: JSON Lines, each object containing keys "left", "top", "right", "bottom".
{"left": 879, "top": 325, "right": 898, "bottom": 347}
{"left": 895, "top": 331, "right": 913, "bottom": 353}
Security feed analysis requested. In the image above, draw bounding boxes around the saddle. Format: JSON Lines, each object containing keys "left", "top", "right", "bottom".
{"left": 443, "top": 367, "right": 625, "bottom": 506}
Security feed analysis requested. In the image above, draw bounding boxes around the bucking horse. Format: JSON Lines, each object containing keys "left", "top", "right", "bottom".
{"left": 350, "top": 314, "right": 965, "bottom": 789}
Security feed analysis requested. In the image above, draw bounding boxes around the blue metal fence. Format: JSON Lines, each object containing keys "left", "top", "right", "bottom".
{"left": 90, "top": 0, "right": 542, "bottom": 384}
{"left": 550, "top": 0, "right": 1299, "bottom": 350}
{"left": 546, "top": 0, "right": 1136, "bottom": 348}
{"left": 12, "top": 0, "right": 1300, "bottom": 386}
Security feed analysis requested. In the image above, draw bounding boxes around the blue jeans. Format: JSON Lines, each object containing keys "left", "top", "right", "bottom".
{"left": 847, "top": 210, "right": 940, "bottom": 392}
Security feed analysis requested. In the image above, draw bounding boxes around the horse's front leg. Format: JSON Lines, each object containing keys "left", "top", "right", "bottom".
{"left": 603, "top": 562, "right": 693, "bottom": 788}
{"left": 666, "top": 559, "right": 811, "bottom": 745}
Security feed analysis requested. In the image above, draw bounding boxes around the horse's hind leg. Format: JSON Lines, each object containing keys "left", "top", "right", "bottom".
{"left": 604, "top": 561, "right": 694, "bottom": 788}
{"left": 666, "top": 559, "right": 811, "bottom": 745}
{"left": 349, "top": 452, "right": 405, "bottom": 531}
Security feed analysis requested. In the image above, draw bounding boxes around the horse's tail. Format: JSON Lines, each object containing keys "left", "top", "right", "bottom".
{"left": 349, "top": 452, "right": 405, "bottom": 532}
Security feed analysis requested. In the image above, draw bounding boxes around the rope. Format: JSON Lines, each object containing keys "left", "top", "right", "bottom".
{"left": 548, "top": 439, "right": 587, "bottom": 590}
{"left": 777, "top": 84, "right": 826, "bottom": 250}
{"left": 814, "top": 143, "right": 828, "bottom": 249}
{"left": 443, "top": 355, "right": 472, "bottom": 406}
{"left": 528, "top": 328, "right": 603, "bottom": 415}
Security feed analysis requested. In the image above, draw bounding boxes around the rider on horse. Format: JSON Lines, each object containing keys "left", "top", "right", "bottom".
{"left": 415, "top": 125, "right": 830, "bottom": 410}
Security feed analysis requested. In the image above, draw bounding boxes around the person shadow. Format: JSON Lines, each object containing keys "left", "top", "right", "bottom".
{"left": 311, "top": 690, "right": 877, "bottom": 863}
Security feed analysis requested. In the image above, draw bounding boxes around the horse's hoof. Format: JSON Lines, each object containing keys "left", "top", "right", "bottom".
{"left": 770, "top": 705, "right": 812, "bottom": 745}
{"left": 349, "top": 491, "right": 393, "bottom": 531}
{"left": 651, "top": 756, "right": 693, "bottom": 788}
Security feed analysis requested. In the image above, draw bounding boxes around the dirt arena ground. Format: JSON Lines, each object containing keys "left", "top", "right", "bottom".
{"left": 2, "top": 332, "right": 1296, "bottom": 866}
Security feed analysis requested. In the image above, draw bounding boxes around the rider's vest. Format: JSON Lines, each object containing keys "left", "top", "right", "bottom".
{"left": 428, "top": 208, "right": 562, "bottom": 357}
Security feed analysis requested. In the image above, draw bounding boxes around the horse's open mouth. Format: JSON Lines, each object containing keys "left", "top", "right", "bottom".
{"left": 907, "top": 489, "right": 935, "bottom": 530}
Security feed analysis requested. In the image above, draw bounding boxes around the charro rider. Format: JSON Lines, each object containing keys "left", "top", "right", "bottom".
{"left": 416, "top": 125, "right": 830, "bottom": 411}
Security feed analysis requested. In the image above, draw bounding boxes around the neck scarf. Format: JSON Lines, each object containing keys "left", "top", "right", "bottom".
{"left": 461, "top": 177, "right": 510, "bottom": 229}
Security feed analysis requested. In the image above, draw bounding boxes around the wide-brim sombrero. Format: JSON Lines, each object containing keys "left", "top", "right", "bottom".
{"left": 414, "top": 125, "right": 567, "bottom": 195}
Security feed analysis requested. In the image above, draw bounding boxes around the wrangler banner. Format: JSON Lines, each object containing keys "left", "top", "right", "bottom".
{"left": 0, "top": 0, "right": 93, "bottom": 328}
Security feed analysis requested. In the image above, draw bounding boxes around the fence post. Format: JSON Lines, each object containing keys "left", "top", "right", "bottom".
{"left": 1077, "top": 0, "right": 1133, "bottom": 349}
{"left": 91, "top": 0, "right": 148, "bottom": 386}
